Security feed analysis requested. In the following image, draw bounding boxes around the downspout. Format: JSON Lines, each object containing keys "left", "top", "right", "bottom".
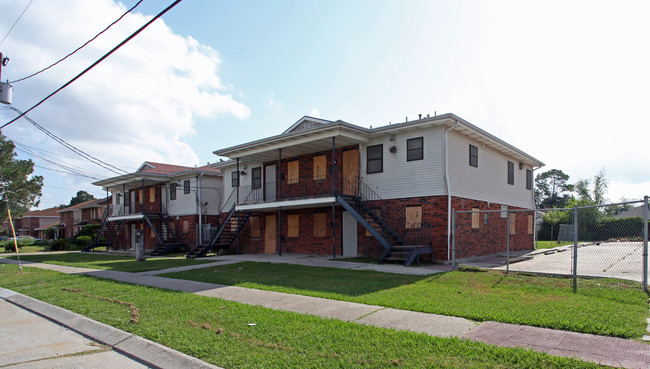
{"left": 197, "top": 173, "right": 204, "bottom": 246}
{"left": 444, "top": 120, "right": 460, "bottom": 261}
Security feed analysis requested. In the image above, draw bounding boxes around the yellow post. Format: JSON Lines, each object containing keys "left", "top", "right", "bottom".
{"left": 7, "top": 208, "right": 22, "bottom": 274}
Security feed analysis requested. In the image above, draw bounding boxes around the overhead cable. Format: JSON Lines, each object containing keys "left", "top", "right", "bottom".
{"left": 0, "top": 0, "right": 183, "bottom": 130}
{"left": 0, "top": 0, "right": 35, "bottom": 47}
{"left": 11, "top": 0, "right": 144, "bottom": 83}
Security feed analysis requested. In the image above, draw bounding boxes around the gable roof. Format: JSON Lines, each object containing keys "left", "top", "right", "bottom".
{"left": 93, "top": 161, "right": 222, "bottom": 189}
{"left": 56, "top": 197, "right": 110, "bottom": 213}
{"left": 22, "top": 207, "right": 60, "bottom": 218}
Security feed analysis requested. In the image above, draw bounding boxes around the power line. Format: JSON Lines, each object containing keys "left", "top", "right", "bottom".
{"left": 0, "top": 0, "right": 35, "bottom": 47}
{"left": 4, "top": 106, "right": 130, "bottom": 176}
{"left": 11, "top": 0, "right": 144, "bottom": 83}
{"left": 15, "top": 143, "right": 105, "bottom": 179}
{"left": 0, "top": 0, "right": 183, "bottom": 130}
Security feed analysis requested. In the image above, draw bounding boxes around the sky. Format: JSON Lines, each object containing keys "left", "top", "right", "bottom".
{"left": 0, "top": 0, "right": 648, "bottom": 209}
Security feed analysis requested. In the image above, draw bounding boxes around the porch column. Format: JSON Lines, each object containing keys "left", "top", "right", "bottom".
{"left": 236, "top": 158, "right": 240, "bottom": 204}
{"left": 122, "top": 183, "right": 126, "bottom": 215}
{"left": 278, "top": 149, "right": 282, "bottom": 200}
{"left": 331, "top": 136, "right": 336, "bottom": 259}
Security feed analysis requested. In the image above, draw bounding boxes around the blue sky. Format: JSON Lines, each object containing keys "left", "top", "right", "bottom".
{"left": 0, "top": 0, "right": 648, "bottom": 208}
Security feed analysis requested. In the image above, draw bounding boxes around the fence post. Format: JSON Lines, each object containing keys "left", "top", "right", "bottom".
{"left": 506, "top": 211, "right": 510, "bottom": 274}
{"left": 572, "top": 205, "right": 578, "bottom": 293}
{"left": 643, "top": 196, "right": 648, "bottom": 293}
{"left": 451, "top": 209, "right": 456, "bottom": 270}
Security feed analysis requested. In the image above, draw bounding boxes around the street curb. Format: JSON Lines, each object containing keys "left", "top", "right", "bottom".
{"left": 0, "top": 287, "right": 221, "bottom": 369}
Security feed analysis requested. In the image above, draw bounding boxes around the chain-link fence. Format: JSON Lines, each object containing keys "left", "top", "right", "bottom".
{"left": 452, "top": 197, "right": 649, "bottom": 292}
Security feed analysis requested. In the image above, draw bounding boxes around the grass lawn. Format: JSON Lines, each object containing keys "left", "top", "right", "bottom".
{"left": 535, "top": 241, "right": 574, "bottom": 249}
{"left": 3, "top": 252, "right": 217, "bottom": 273}
{"left": 0, "top": 264, "right": 607, "bottom": 369}
{"left": 162, "top": 262, "right": 648, "bottom": 339}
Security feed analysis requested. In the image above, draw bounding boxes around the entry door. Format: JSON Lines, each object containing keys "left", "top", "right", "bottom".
{"left": 342, "top": 149, "right": 359, "bottom": 195}
{"left": 130, "top": 191, "right": 136, "bottom": 214}
{"left": 342, "top": 211, "right": 358, "bottom": 257}
{"left": 130, "top": 224, "right": 136, "bottom": 250}
{"left": 265, "top": 165, "right": 276, "bottom": 201}
{"left": 264, "top": 215, "right": 276, "bottom": 254}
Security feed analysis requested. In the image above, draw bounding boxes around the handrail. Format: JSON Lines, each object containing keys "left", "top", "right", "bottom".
{"left": 355, "top": 176, "right": 381, "bottom": 202}
{"left": 219, "top": 188, "right": 237, "bottom": 215}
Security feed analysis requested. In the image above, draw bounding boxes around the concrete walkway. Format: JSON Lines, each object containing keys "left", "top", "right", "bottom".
{"left": 1, "top": 256, "right": 649, "bottom": 369}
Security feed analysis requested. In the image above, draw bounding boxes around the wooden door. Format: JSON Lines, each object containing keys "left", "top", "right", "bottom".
{"left": 342, "top": 149, "right": 359, "bottom": 195}
{"left": 264, "top": 215, "right": 276, "bottom": 254}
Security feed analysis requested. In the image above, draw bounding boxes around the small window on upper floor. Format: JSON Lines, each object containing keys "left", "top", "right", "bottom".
{"left": 526, "top": 169, "right": 532, "bottom": 190}
{"left": 183, "top": 180, "right": 191, "bottom": 194}
{"left": 116, "top": 193, "right": 121, "bottom": 204}
{"left": 287, "top": 160, "right": 299, "bottom": 184}
{"left": 367, "top": 144, "right": 383, "bottom": 174}
{"left": 469, "top": 145, "right": 478, "bottom": 167}
{"left": 507, "top": 161, "right": 514, "bottom": 185}
{"left": 252, "top": 167, "right": 262, "bottom": 189}
{"left": 170, "top": 183, "right": 177, "bottom": 200}
{"left": 231, "top": 171, "right": 239, "bottom": 187}
{"left": 406, "top": 137, "right": 423, "bottom": 161}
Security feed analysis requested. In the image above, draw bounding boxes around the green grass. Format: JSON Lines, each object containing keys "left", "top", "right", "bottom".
{"left": 3, "top": 252, "right": 216, "bottom": 273}
{"left": 0, "top": 264, "right": 608, "bottom": 369}
{"left": 536, "top": 241, "right": 573, "bottom": 249}
{"left": 162, "top": 262, "right": 648, "bottom": 338}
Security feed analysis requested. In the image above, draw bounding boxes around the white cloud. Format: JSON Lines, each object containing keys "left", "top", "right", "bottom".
{"left": 309, "top": 108, "right": 320, "bottom": 118}
{"left": 0, "top": 0, "right": 249, "bottom": 206}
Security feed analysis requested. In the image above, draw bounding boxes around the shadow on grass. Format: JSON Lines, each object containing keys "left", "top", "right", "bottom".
{"left": 164, "top": 261, "right": 431, "bottom": 297}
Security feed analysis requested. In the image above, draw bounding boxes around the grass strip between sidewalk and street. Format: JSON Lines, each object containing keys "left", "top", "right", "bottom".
{"left": 4, "top": 252, "right": 216, "bottom": 273}
{"left": 0, "top": 264, "right": 609, "bottom": 369}
{"left": 160, "top": 261, "right": 648, "bottom": 339}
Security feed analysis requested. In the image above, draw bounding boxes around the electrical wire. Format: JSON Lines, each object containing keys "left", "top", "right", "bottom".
{"left": 11, "top": 0, "right": 144, "bottom": 83}
{"left": 0, "top": 0, "right": 183, "bottom": 130}
{"left": 4, "top": 106, "right": 130, "bottom": 176}
{"left": 0, "top": 0, "right": 35, "bottom": 47}
{"left": 15, "top": 144, "right": 105, "bottom": 179}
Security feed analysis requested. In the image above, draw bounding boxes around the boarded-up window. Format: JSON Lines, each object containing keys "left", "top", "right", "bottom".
{"left": 169, "top": 222, "right": 175, "bottom": 232}
{"left": 149, "top": 188, "right": 156, "bottom": 203}
{"left": 314, "top": 213, "right": 326, "bottom": 237}
{"left": 366, "top": 209, "right": 381, "bottom": 236}
{"left": 288, "top": 160, "right": 299, "bottom": 184}
{"left": 139, "top": 189, "right": 143, "bottom": 204}
{"left": 527, "top": 215, "right": 534, "bottom": 235}
{"left": 471, "top": 208, "right": 480, "bottom": 229}
{"left": 150, "top": 228, "right": 155, "bottom": 238}
{"left": 313, "top": 155, "right": 327, "bottom": 181}
{"left": 509, "top": 214, "right": 516, "bottom": 235}
{"left": 405, "top": 206, "right": 422, "bottom": 229}
{"left": 250, "top": 216, "right": 260, "bottom": 239}
{"left": 288, "top": 214, "right": 299, "bottom": 237}
{"left": 183, "top": 220, "right": 189, "bottom": 233}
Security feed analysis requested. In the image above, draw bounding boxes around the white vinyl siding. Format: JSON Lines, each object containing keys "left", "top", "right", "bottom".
{"left": 360, "top": 126, "right": 446, "bottom": 199}
{"left": 447, "top": 131, "right": 534, "bottom": 209}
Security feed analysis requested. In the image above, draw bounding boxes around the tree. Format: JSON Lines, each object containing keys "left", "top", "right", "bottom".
{"left": 0, "top": 133, "right": 43, "bottom": 223}
{"left": 69, "top": 190, "right": 95, "bottom": 206}
{"left": 535, "top": 169, "right": 573, "bottom": 208}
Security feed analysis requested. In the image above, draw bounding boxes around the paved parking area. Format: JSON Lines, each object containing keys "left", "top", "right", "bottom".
{"left": 464, "top": 242, "right": 647, "bottom": 282}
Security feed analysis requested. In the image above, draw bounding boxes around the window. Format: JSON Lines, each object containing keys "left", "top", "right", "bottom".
{"left": 406, "top": 137, "right": 423, "bottom": 161}
{"left": 138, "top": 189, "right": 143, "bottom": 204}
{"left": 469, "top": 145, "right": 478, "bottom": 167}
{"left": 471, "top": 208, "right": 480, "bottom": 229}
{"left": 509, "top": 213, "right": 516, "bottom": 235}
{"left": 527, "top": 215, "right": 534, "bottom": 235}
{"left": 252, "top": 167, "right": 262, "bottom": 189}
{"left": 526, "top": 169, "right": 532, "bottom": 190}
{"left": 149, "top": 188, "right": 155, "bottom": 203}
{"left": 170, "top": 183, "right": 177, "bottom": 200}
{"left": 287, "top": 160, "right": 299, "bottom": 184}
{"left": 507, "top": 161, "right": 514, "bottom": 185}
{"left": 250, "top": 216, "right": 260, "bottom": 239}
{"left": 405, "top": 206, "right": 422, "bottom": 229}
{"left": 116, "top": 193, "right": 121, "bottom": 204}
{"left": 231, "top": 171, "right": 239, "bottom": 187}
{"left": 288, "top": 214, "right": 299, "bottom": 237}
{"left": 314, "top": 213, "right": 326, "bottom": 237}
{"left": 183, "top": 220, "right": 189, "bottom": 233}
{"left": 184, "top": 180, "right": 190, "bottom": 194}
{"left": 366, "top": 144, "right": 383, "bottom": 174}
{"left": 313, "top": 155, "right": 327, "bottom": 180}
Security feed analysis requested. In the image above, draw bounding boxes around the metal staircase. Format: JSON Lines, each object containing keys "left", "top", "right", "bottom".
{"left": 85, "top": 218, "right": 123, "bottom": 251}
{"left": 186, "top": 204, "right": 250, "bottom": 258}
{"left": 149, "top": 215, "right": 186, "bottom": 256}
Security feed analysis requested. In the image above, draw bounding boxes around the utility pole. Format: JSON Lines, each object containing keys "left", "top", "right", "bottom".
{"left": 0, "top": 52, "right": 12, "bottom": 105}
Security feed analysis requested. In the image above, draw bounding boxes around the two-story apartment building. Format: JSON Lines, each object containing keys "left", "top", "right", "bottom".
{"left": 92, "top": 162, "right": 223, "bottom": 254}
{"left": 197, "top": 113, "right": 543, "bottom": 264}
{"left": 56, "top": 198, "right": 109, "bottom": 238}
{"left": 13, "top": 207, "right": 59, "bottom": 238}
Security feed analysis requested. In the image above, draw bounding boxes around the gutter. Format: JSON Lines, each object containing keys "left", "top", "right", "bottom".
{"left": 444, "top": 120, "right": 460, "bottom": 261}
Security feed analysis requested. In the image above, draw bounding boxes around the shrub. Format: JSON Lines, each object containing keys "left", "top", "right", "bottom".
{"left": 75, "top": 235, "right": 92, "bottom": 247}
{"left": 49, "top": 239, "right": 70, "bottom": 251}
{"left": 75, "top": 224, "right": 101, "bottom": 240}
{"left": 3, "top": 242, "right": 21, "bottom": 252}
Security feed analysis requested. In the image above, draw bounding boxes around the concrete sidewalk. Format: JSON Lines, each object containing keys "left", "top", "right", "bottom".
{"left": 1, "top": 257, "right": 649, "bottom": 368}
{"left": 0, "top": 288, "right": 221, "bottom": 369}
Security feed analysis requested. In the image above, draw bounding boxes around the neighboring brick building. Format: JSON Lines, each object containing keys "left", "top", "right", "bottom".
{"left": 92, "top": 162, "right": 223, "bottom": 253}
{"left": 204, "top": 114, "right": 544, "bottom": 264}
{"left": 10, "top": 207, "right": 59, "bottom": 238}
{"left": 56, "top": 198, "right": 110, "bottom": 238}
